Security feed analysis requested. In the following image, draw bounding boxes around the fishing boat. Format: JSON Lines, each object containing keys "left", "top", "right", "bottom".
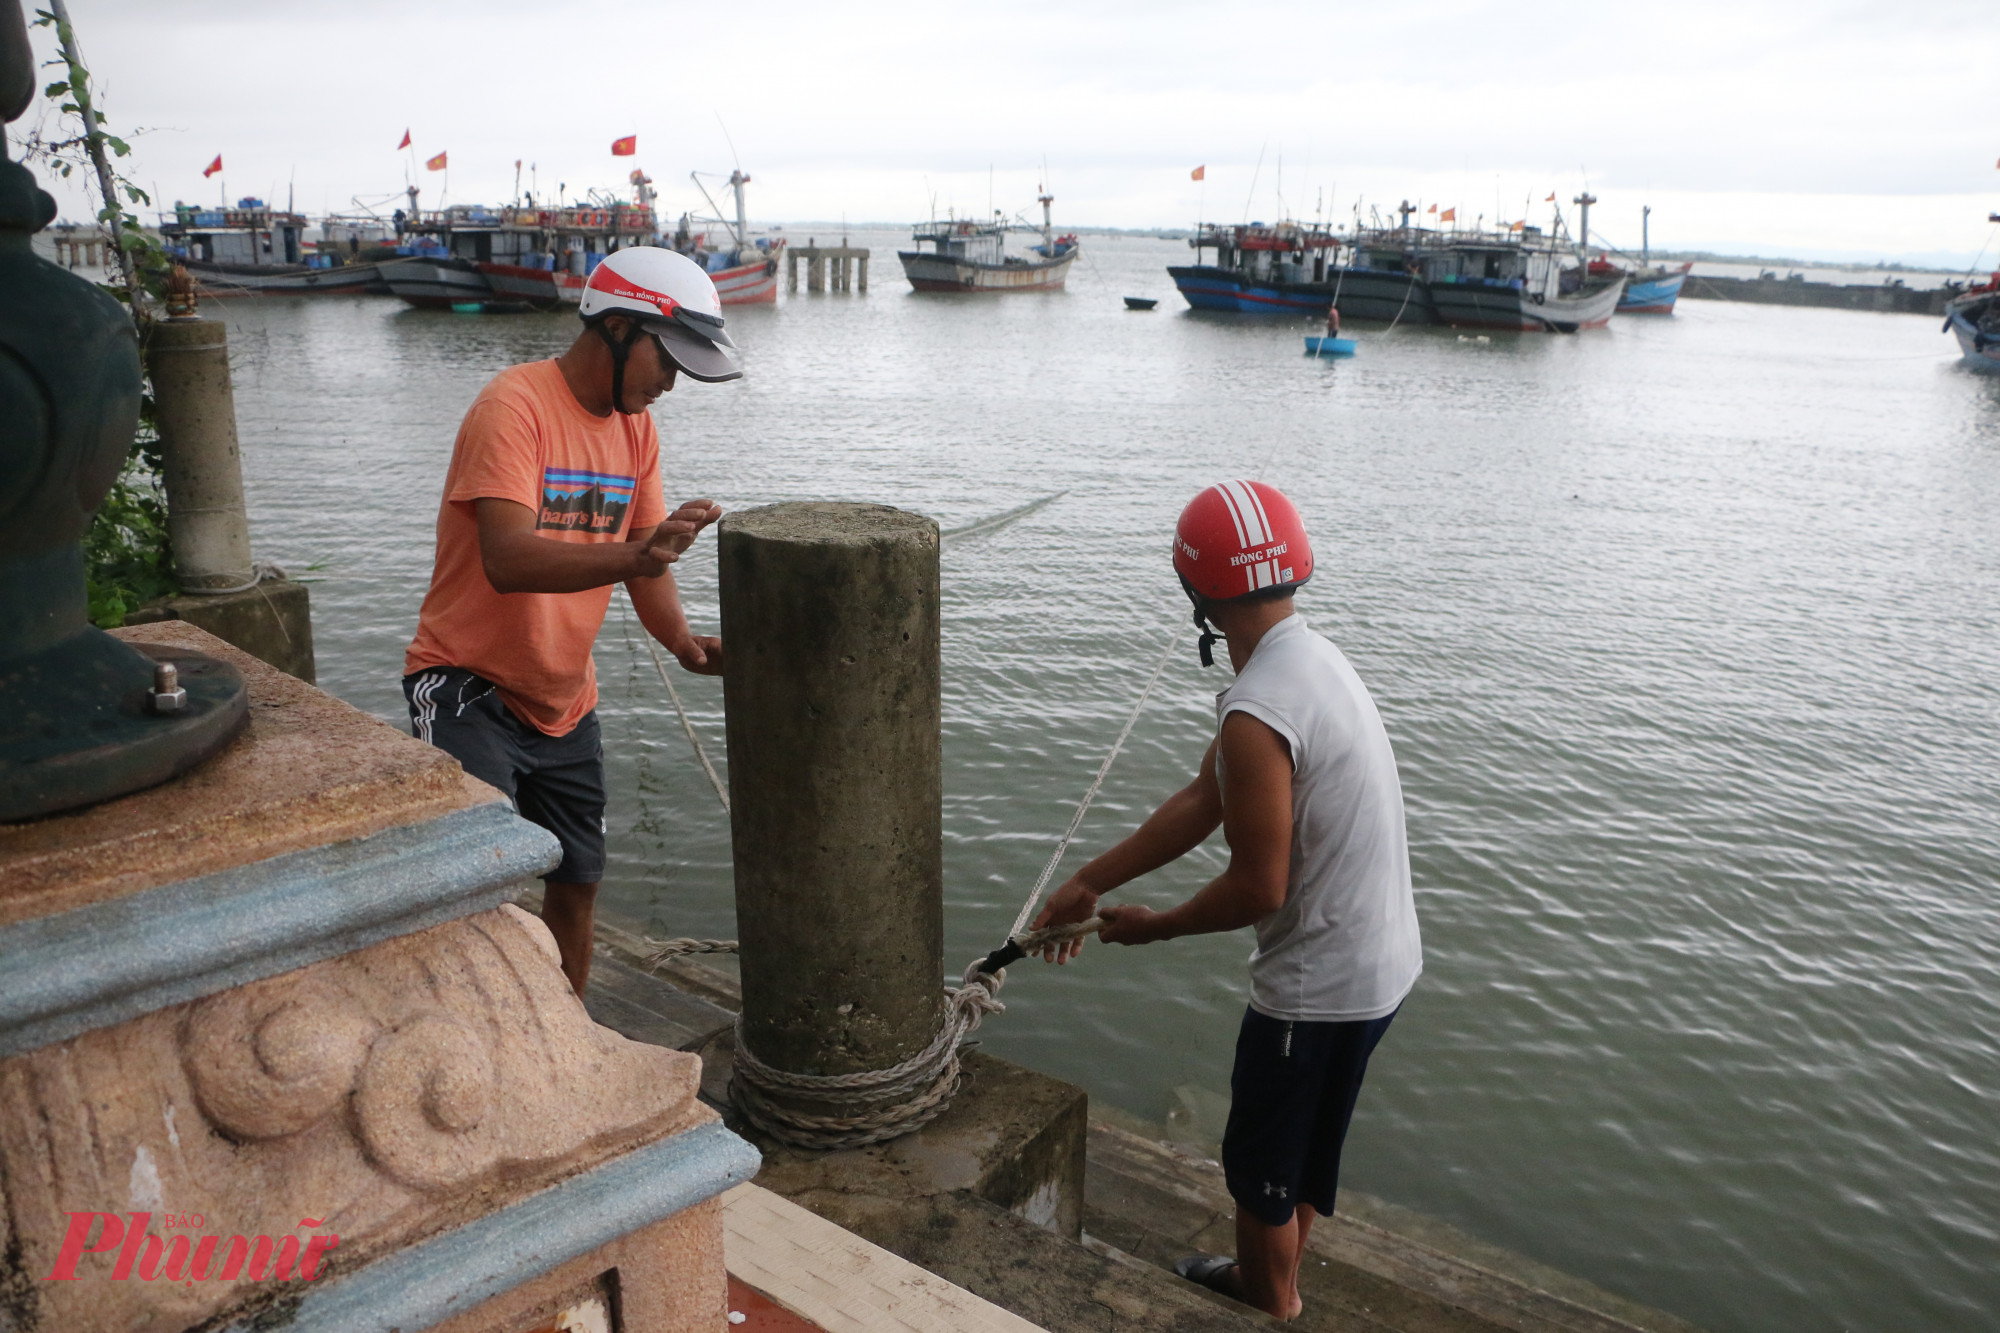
{"left": 1943, "top": 271, "right": 2000, "bottom": 372}
{"left": 1168, "top": 205, "right": 1444, "bottom": 324}
{"left": 159, "top": 200, "right": 385, "bottom": 296}
{"left": 1168, "top": 219, "right": 1347, "bottom": 315}
{"left": 1304, "top": 335, "right": 1356, "bottom": 357}
{"left": 381, "top": 192, "right": 659, "bottom": 312}
{"left": 1332, "top": 217, "right": 1441, "bottom": 323}
{"left": 1424, "top": 196, "right": 1625, "bottom": 332}
{"left": 1425, "top": 232, "right": 1625, "bottom": 331}
{"left": 673, "top": 168, "right": 784, "bottom": 304}
{"left": 897, "top": 191, "right": 1077, "bottom": 292}
{"left": 1612, "top": 206, "right": 1690, "bottom": 313}
{"left": 1615, "top": 261, "right": 1692, "bottom": 313}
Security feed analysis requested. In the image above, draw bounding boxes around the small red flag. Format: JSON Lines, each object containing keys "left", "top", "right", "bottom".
{"left": 611, "top": 135, "right": 637, "bottom": 156}
{"left": 1440, "top": 207, "right": 1456, "bottom": 222}
{"left": 1190, "top": 165, "right": 1205, "bottom": 182}
{"left": 426, "top": 151, "right": 448, "bottom": 172}
{"left": 398, "top": 128, "right": 411, "bottom": 149}
{"left": 1544, "top": 192, "right": 1556, "bottom": 201}
{"left": 202, "top": 154, "right": 222, "bottom": 178}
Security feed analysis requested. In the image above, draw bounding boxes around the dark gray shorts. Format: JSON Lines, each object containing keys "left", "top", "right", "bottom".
{"left": 403, "top": 667, "right": 606, "bottom": 884}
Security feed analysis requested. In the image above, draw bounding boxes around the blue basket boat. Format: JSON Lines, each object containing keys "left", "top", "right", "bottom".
{"left": 1304, "top": 335, "right": 1357, "bottom": 357}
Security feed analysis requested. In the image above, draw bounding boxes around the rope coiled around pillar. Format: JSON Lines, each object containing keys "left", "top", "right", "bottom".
{"left": 646, "top": 920, "right": 1101, "bottom": 1152}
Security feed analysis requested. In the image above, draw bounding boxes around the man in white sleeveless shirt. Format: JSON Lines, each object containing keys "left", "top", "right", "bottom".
{"left": 1032, "top": 481, "right": 1421, "bottom": 1322}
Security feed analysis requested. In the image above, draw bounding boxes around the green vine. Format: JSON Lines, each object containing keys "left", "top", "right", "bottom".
{"left": 26, "top": 5, "right": 177, "bottom": 626}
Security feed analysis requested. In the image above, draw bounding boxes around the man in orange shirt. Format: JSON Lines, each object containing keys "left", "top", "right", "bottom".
{"left": 405, "top": 248, "right": 741, "bottom": 996}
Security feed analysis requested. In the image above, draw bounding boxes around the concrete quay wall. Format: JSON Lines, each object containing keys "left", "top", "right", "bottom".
{"left": 1681, "top": 272, "right": 1954, "bottom": 315}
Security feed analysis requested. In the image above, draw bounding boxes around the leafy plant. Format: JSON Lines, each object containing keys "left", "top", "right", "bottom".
{"left": 24, "top": 5, "right": 178, "bottom": 626}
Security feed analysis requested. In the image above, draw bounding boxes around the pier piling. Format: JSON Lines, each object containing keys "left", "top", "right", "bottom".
{"left": 719, "top": 502, "right": 943, "bottom": 1102}
{"left": 785, "top": 242, "right": 870, "bottom": 295}
{"left": 145, "top": 315, "right": 255, "bottom": 590}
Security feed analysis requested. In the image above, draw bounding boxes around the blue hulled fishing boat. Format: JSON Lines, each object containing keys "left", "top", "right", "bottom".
{"left": 1612, "top": 207, "right": 1689, "bottom": 314}
{"left": 1168, "top": 220, "right": 1346, "bottom": 314}
{"left": 1617, "top": 262, "right": 1691, "bottom": 313}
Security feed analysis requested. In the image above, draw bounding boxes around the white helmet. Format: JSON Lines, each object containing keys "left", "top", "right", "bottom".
{"left": 580, "top": 246, "right": 742, "bottom": 385}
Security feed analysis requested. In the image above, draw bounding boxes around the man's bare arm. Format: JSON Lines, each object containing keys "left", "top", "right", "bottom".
{"left": 474, "top": 497, "right": 713, "bottom": 594}
{"left": 1097, "top": 711, "right": 1293, "bottom": 946}
{"left": 628, "top": 559, "right": 723, "bottom": 676}
{"left": 1029, "top": 739, "right": 1223, "bottom": 961}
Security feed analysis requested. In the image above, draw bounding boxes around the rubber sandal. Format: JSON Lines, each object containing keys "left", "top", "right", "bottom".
{"left": 1173, "top": 1253, "right": 1239, "bottom": 1298}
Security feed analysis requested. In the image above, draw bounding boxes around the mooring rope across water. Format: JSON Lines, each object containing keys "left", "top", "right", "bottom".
{"left": 939, "top": 490, "right": 1067, "bottom": 544}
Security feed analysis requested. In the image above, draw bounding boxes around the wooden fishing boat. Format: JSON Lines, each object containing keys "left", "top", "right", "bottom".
{"left": 160, "top": 200, "right": 386, "bottom": 296}
{"left": 1944, "top": 275, "right": 2000, "bottom": 372}
{"left": 1615, "top": 262, "right": 1691, "bottom": 313}
{"left": 1612, "top": 209, "right": 1691, "bottom": 313}
{"left": 1425, "top": 239, "right": 1626, "bottom": 332}
{"left": 673, "top": 168, "right": 784, "bottom": 305}
{"left": 1169, "top": 220, "right": 1351, "bottom": 316}
{"left": 898, "top": 191, "right": 1077, "bottom": 292}
{"left": 1424, "top": 196, "right": 1625, "bottom": 333}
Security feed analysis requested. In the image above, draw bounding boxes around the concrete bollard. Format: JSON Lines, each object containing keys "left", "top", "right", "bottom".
{"left": 719, "top": 502, "right": 944, "bottom": 1092}
{"left": 857, "top": 255, "right": 868, "bottom": 293}
{"left": 145, "top": 316, "right": 255, "bottom": 591}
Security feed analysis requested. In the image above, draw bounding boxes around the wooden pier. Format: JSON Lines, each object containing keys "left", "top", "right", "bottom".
{"left": 786, "top": 240, "right": 870, "bottom": 293}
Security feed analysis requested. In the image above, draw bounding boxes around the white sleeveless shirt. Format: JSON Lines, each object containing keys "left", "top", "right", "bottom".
{"left": 1214, "top": 613, "right": 1422, "bottom": 1021}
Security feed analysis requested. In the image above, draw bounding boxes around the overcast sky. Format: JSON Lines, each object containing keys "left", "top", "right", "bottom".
{"left": 21, "top": 0, "right": 2000, "bottom": 264}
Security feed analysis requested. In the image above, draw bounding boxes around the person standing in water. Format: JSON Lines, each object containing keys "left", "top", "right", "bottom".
{"left": 1032, "top": 480, "right": 1421, "bottom": 1321}
{"left": 404, "top": 247, "right": 742, "bottom": 998}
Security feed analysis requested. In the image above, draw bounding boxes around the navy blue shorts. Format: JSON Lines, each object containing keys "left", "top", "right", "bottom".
{"left": 403, "top": 667, "right": 606, "bottom": 884}
{"left": 1220, "top": 1005, "right": 1397, "bottom": 1228}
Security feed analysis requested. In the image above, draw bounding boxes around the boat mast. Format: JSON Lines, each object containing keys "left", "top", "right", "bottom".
{"left": 1641, "top": 205, "right": 1651, "bottom": 266}
{"left": 730, "top": 169, "right": 750, "bottom": 249}
{"left": 1573, "top": 192, "right": 1596, "bottom": 266}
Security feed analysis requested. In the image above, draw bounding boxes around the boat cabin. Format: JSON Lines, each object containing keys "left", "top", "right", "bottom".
{"left": 162, "top": 199, "right": 308, "bottom": 267}
{"left": 1415, "top": 227, "right": 1570, "bottom": 300}
{"left": 1190, "top": 221, "right": 1341, "bottom": 284}
{"left": 908, "top": 219, "right": 1006, "bottom": 266}
{"left": 398, "top": 202, "right": 658, "bottom": 275}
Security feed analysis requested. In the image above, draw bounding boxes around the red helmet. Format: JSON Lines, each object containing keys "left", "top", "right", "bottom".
{"left": 1173, "top": 480, "right": 1313, "bottom": 602}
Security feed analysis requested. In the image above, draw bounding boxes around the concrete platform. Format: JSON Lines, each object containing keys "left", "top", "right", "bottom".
{"left": 125, "top": 576, "right": 317, "bottom": 682}
{"left": 572, "top": 908, "right": 1707, "bottom": 1333}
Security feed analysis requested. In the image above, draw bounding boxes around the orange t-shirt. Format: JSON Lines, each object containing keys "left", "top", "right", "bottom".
{"left": 405, "top": 359, "right": 665, "bottom": 736}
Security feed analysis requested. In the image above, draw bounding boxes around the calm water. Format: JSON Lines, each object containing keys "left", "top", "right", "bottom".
{"left": 214, "top": 232, "right": 2000, "bottom": 1332}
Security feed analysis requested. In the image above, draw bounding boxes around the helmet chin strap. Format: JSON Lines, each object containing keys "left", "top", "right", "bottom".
{"left": 1178, "top": 574, "right": 1224, "bottom": 667}
{"left": 594, "top": 317, "right": 648, "bottom": 415}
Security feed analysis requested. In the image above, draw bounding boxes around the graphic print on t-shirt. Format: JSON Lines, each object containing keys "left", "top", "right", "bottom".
{"left": 538, "top": 467, "right": 635, "bottom": 533}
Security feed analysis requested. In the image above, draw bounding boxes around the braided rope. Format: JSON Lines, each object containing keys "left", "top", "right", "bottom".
{"left": 723, "top": 919, "right": 1104, "bottom": 1151}
{"left": 1008, "top": 625, "right": 1182, "bottom": 939}
{"left": 646, "top": 938, "right": 741, "bottom": 961}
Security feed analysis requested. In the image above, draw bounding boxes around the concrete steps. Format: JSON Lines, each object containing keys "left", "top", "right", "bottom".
{"left": 1084, "top": 1123, "right": 1702, "bottom": 1333}
{"left": 572, "top": 918, "right": 1700, "bottom": 1333}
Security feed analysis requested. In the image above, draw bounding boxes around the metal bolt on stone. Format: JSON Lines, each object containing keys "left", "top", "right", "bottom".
{"left": 147, "top": 662, "right": 186, "bottom": 715}
{"left": 718, "top": 503, "right": 945, "bottom": 1128}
